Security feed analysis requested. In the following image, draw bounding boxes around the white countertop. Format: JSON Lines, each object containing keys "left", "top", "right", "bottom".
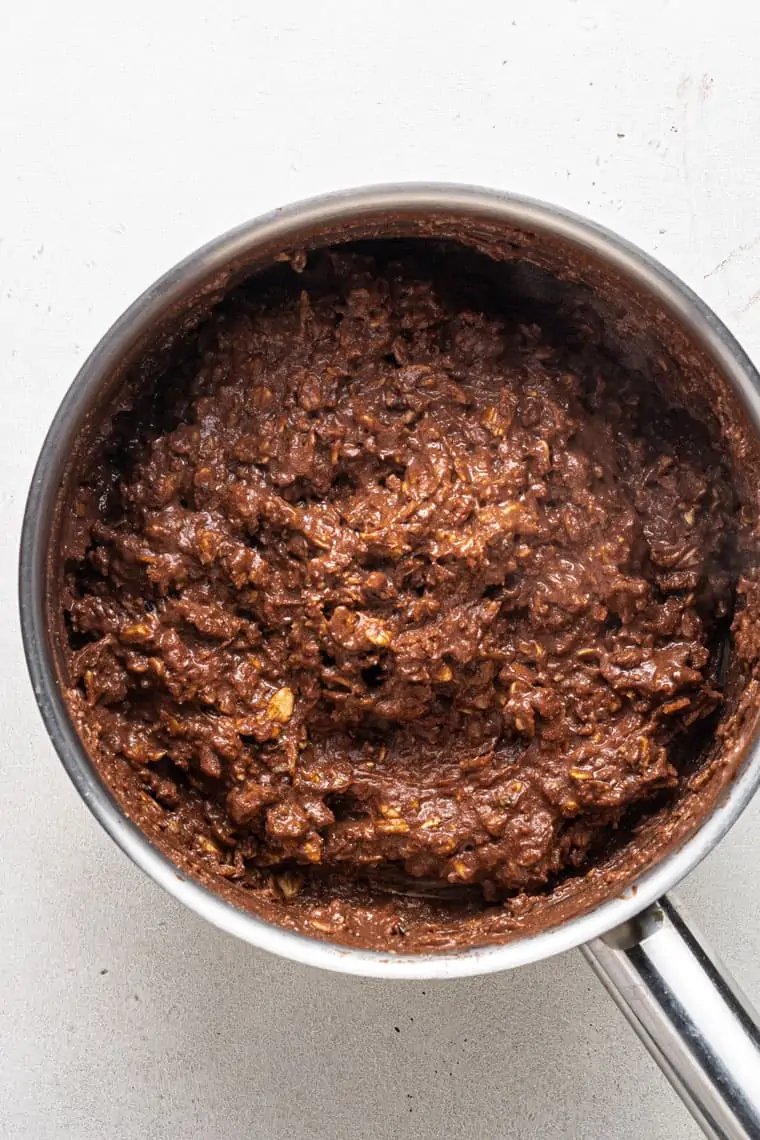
{"left": 3, "top": 3, "right": 760, "bottom": 1136}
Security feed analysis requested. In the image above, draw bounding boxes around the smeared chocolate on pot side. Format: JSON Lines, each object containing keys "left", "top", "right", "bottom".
{"left": 60, "top": 242, "right": 760, "bottom": 950}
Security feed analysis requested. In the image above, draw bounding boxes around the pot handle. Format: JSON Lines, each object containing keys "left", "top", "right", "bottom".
{"left": 582, "top": 895, "right": 760, "bottom": 1140}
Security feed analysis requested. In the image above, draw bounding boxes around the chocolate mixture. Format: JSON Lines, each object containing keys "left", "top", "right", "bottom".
{"left": 61, "top": 243, "right": 753, "bottom": 949}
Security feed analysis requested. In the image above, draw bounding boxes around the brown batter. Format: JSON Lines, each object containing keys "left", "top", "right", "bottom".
{"left": 61, "top": 242, "right": 752, "bottom": 949}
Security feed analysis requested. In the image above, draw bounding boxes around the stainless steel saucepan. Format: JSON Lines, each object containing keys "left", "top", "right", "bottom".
{"left": 19, "top": 185, "right": 760, "bottom": 1139}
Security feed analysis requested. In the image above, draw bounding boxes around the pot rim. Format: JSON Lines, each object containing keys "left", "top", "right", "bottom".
{"left": 19, "top": 182, "right": 760, "bottom": 978}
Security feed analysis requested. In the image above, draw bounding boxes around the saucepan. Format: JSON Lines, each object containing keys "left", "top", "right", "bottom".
{"left": 19, "top": 185, "right": 760, "bottom": 1139}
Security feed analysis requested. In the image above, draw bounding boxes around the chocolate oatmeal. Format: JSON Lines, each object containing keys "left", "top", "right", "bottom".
{"left": 60, "top": 243, "right": 750, "bottom": 949}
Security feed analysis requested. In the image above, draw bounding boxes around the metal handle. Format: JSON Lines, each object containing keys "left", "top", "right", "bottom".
{"left": 582, "top": 896, "right": 760, "bottom": 1139}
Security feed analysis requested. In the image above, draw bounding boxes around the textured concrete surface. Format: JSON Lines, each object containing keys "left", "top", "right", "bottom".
{"left": 3, "top": 3, "right": 760, "bottom": 1136}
